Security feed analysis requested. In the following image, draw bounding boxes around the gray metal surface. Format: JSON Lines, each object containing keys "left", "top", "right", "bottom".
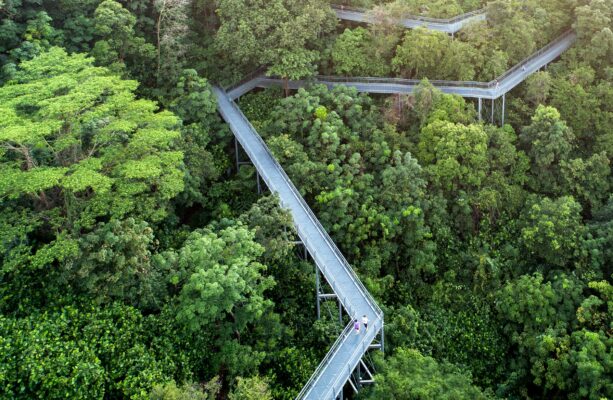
{"left": 332, "top": 4, "right": 486, "bottom": 34}
{"left": 228, "top": 30, "right": 575, "bottom": 101}
{"left": 213, "top": 87, "right": 383, "bottom": 400}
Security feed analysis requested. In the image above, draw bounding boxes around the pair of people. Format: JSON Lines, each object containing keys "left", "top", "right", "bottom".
{"left": 353, "top": 315, "right": 369, "bottom": 335}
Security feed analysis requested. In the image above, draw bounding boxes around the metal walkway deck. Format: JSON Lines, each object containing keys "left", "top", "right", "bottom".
{"left": 216, "top": 26, "right": 576, "bottom": 400}
{"left": 332, "top": 4, "right": 486, "bottom": 34}
{"left": 229, "top": 30, "right": 576, "bottom": 101}
{"left": 213, "top": 87, "right": 383, "bottom": 400}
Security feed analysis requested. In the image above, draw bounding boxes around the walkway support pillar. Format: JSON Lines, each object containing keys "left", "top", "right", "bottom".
{"left": 491, "top": 98, "right": 495, "bottom": 124}
{"left": 256, "top": 171, "right": 262, "bottom": 195}
{"left": 501, "top": 94, "right": 506, "bottom": 126}
{"left": 381, "top": 323, "right": 385, "bottom": 353}
{"left": 315, "top": 266, "right": 321, "bottom": 320}
{"left": 478, "top": 98, "right": 482, "bottom": 121}
{"left": 338, "top": 298, "right": 343, "bottom": 324}
{"left": 234, "top": 137, "right": 240, "bottom": 171}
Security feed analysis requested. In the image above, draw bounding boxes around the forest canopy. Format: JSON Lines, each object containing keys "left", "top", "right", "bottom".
{"left": 0, "top": 0, "right": 611, "bottom": 399}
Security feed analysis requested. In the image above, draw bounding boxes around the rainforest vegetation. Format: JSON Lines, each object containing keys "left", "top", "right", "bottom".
{"left": 0, "top": 0, "right": 611, "bottom": 399}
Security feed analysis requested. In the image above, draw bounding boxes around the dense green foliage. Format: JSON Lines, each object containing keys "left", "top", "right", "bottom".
{"left": 369, "top": 348, "right": 493, "bottom": 399}
{"left": 1, "top": 0, "right": 612, "bottom": 399}
{"left": 243, "top": 52, "right": 612, "bottom": 399}
{"left": 324, "top": 0, "right": 576, "bottom": 80}
{"left": 335, "top": 0, "right": 486, "bottom": 18}
{"left": 216, "top": 0, "right": 336, "bottom": 83}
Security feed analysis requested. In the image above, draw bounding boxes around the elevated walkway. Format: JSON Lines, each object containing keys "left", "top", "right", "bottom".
{"left": 229, "top": 30, "right": 576, "bottom": 101}
{"left": 213, "top": 87, "right": 383, "bottom": 400}
{"left": 217, "top": 26, "right": 576, "bottom": 400}
{"left": 332, "top": 4, "right": 486, "bottom": 34}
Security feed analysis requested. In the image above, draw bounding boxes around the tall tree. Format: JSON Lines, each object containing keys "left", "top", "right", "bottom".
{"left": 0, "top": 47, "right": 184, "bottom": 276}
{"left": 392, "top": 28, "right": 478, "bottom": 80}
{"left": 330, "top": 27, "right": 392, "bottom": 76}
{"left": 169, "top": 225, "right": 276, "bottom": 378}
{"left": 154, "top": 0, "right": 190, "bottom": 86}
{"left": 367, "top": 348, "right": 492, "bottom": 399}
{"left": 92, "top": 0, "right": 156, "bottom": 79}
{"left": 520, "top": 105, "right": 575, "bottom": 195}
{"left": 215, "top": 0, "right": 336, "bottom": 92}
{"left": 519, "top": 195, "right": 586, "bottom": 269}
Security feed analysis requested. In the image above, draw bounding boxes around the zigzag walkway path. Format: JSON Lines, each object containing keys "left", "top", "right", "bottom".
{"left": 217, "top": 23, "right": 576, "bottom": 400}
{"left": 229, "top": 30, "right": 576, "bottom": 101}
{"left": 213, "top": 87, "right": 383, "bottom": 400}
{"left": 332, "top": 4, "right": 486, "bottom": 34}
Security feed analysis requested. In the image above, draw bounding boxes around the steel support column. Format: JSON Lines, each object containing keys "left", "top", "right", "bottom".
{"left": 315, "top": 267, "right": 321, "bottom": 319}
{"left": 234, "top": 137, "right": 240, "bottom": 171}
{"left": 501, "top": 94, "right": 506, "bottom": 126}
{"left": 359, "top": 359, "right": 375, "bottom": 385}
{"left": 478, "top": 97, "right": 482, "bottom": 121}
{"left": 256, "top": 171, "right": 262, "bottom": 194}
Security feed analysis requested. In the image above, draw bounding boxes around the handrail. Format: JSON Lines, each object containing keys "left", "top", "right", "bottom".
{"left": 490, "top": 28, "right": 574, "bottom": 85}
{"left": 226, "top": 97, "right": 383, "bottom": 318}
{"left": 322, "top": 319, "right": 381, "bottom": 399}
{"left": 310, "top": 74, "right": 489, "bottom": 88}
{"left": 219, "top": 91, "right": 384, "bottom": 398}
{"left": 331, "top": 4, "right": 485, "bottom": 24}
{"left": 224, "top": 66, "right": 268, "bottom": 92}
{"left": 213, "top": 15, "right": 576, "bottom": 400}
{"left": 295, "top": 321, "right": 354, "bottom": 399}
{"left": 281, "top": 28, "right": 575, "bottom": 91}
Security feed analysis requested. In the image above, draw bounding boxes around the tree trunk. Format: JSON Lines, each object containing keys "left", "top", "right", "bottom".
{"left": 156, "top": 1, "right": 166, "bottom": 78}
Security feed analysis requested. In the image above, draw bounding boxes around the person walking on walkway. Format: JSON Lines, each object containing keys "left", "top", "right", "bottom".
{"left": 362, "top": 315, "right": 369, "bottom": 332}
{"left": 353, "top": 319, "right": 360, "bottom": 335}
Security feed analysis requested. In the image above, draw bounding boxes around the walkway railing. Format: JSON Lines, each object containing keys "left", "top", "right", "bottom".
{"left": 310, "top": 28, "right": 573, "bottom": 89}
{"left": 295, "top": 322, "right": 355, "bottom": 399}
{"left": 214, "top": 86, "right": 383, "bottom": 399}
{"left": 495, "top": 28, "right": 573, "bottom": 83}
{"left": 225, "top": 66, "right": 268, "bottom": 93}
{"left": 331, "top": 3, "right": 485, "bottom": 24}
{"left": 308, "top": 74, "right": 489, "bottom": 88}
{"left": 225, "top": 97, "right": 382, "bottom": 319}
{"left": 243, "top": 29, "right": 575, "bottom": 101}
{"left": 214, "top": 22, "right": 576, "bottom": 400}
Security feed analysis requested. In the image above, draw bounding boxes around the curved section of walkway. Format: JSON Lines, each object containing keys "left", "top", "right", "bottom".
{"left": 218, "top": 27, "right": 576, "bottom": 400}
{"left": 229, "top": 30, "right": 575, "bottom": 101}
{"left": 213, "top": 87, "right": 383, "bottom": 400}
{"left": 332, "top": 4, "right": 486, "bottom": 34}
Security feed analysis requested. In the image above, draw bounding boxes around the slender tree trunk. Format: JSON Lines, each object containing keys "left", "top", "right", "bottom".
{"left": 22, "top": 147, "right": 35, "bottom": 170}
{"left": 156, "top": 1, "right": 166, "bottom": 78}
{"left": 38, "top": 191, "right": 50, "bottom": 210}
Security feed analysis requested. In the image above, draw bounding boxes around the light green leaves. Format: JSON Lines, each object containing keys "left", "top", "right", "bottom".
{"left": 0, "top": 166, "right": 68, "bottom": 199}
{"left": 368, "top": 348, "right": 491, "bottom": 400}
{"left": 0, "top": 48, "right": 184, "bottom": 224}
{"left": 175, "top": 225, "right": 274, "bottom": 334}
